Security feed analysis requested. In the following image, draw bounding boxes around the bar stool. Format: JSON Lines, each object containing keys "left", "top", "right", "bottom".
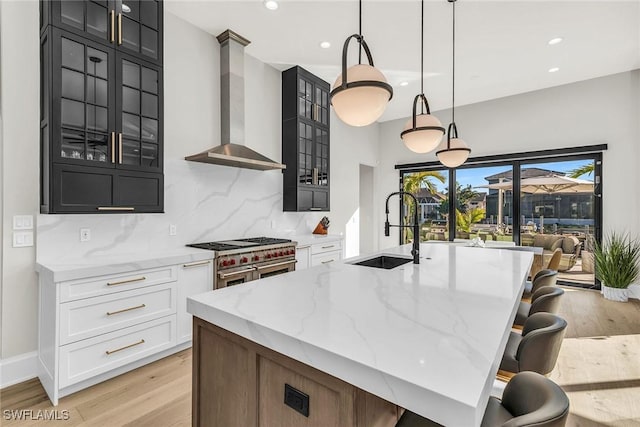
{"left": 498, "top": 313, "right": 567, "bottom": 382}
{"left": 395, "top": 371, "right": 569, "bottom": 426}
{"left": 514, "top": 286, "right": 564, "bottom": 330}
{"left": 522, "top": 269, "right": 558, "bottom": 301}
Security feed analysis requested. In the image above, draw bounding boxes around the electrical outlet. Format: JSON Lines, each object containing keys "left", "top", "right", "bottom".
{"left": 80, "top": 228, "right": 91, "bottom": 242}
{"left": 13, "top": 215, "right": 34, "bottom": 230}
{"left": 169, "top": 224, "right": 177, "bottom": 236}
{"left": 13, "top": 231, "right": 34, "bottom": 247}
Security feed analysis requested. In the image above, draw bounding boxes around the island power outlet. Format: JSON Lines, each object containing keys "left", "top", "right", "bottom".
{"left": 284, "top": 384, "right": 309, "bottom": 417}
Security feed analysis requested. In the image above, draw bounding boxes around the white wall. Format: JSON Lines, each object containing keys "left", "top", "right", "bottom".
{"left": 376, "top": 71, "right": 640, "bottom": 249}
{"left": 1, "top": 6, "right": 379, "bottom": 359}
{"left": 0, "top": 0, "right": 40, "bottom": 359}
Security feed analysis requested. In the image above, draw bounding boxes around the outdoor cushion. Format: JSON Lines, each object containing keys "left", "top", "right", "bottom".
{"left": 548, "top": 236, "right": 564, "bottom": 252}
{"left": 562, "top": 235, "right": 579, "bottom": 255}
{"left": 533, "top": 234, "right": 546, "bottom": 248}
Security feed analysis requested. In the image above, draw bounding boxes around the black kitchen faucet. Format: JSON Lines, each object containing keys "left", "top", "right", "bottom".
{"left": 384, "top": 191, "right": 420, "bottom": 264}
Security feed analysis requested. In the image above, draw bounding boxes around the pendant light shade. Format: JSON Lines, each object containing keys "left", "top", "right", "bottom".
{"left": 436, "top": 124, "right": 470, "bottom": 168}
{"left": 400, "top": 0, "right": 445, "bottom": 153}
{"left": 330, "top": 1, "right": 393, "bottom": 127}
{"left": 401, "top": 95, "right": 445, "bottom": 153}
{"left": 439, "top": 0, "right": 471, "bottom": 168}
{"left": 332, "top": 62, "right": 392, "bottom": 127}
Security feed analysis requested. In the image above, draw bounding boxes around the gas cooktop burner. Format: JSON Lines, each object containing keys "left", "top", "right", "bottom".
{"left": 187, "top": 237, "right": 292, "bottom": 252}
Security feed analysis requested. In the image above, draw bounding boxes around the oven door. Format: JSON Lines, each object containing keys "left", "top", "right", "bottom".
{"left": 254, "top": 259, "right": 296, "bottom": 280}
{"left": 216, "top": 266, "right": 256, "bottom": 289}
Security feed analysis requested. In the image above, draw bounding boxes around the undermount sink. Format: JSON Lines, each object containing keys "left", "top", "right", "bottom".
{"left": 353, "top": 255, "right": 413, "bottom": 270}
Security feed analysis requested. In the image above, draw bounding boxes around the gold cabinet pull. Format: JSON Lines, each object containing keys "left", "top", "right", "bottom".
{"left": 309, "top": 207, "right": 322, "bottom": 211}
{"left": 218, "top": 268, "right": 256, "bottom": 279}
{"left": 106, "top": 339, "right": 145, "bottom": 355}
{"left": 110, "top": 132, "right": 116, "bottom": 163}
{"left": 97, "top": 207, "right": 136, "bottom": 212}
{"left": 255, "top": 260, "right": 297, "bottom": 271}
{"left": 321, "top": 259, "right": 335, "bottom": 264}
{"left": 183, "top": 260, "right": 211, "bottom": 268}
{"left": 106, "top": 276, "right": 146, "bottom": 286}
{"left": 117, "top": 13, "right": 123, "bottom": 45}
{"left": 107, "top": 303, "right": 146, "bottom": 316}
{"left": 118, "top": 133, "right": 123, "bottom": 164}
{"left": 110, "top": 10, "right": 115, "bottom": 43}
{"left": 312, "top": 167, "right": 318, "bottom": 185}
{"left": 321, "top": 245, "right": 335, "bottom": 249}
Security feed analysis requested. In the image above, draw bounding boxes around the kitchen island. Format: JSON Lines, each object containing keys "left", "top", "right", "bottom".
{"left": 187, "top": 243, "right": 533, "bottom": 426}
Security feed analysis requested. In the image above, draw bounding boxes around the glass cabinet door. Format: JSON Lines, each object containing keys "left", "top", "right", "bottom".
{"left": 315, "top": 85, "right": 330, "bottom": 127}
{"left": 58, "top": 0, "right": 116, "bottom": 44}
{"left": 55, "top": 30, "right": 116, "bottom": 167}
{"left": 315, "top": 127, "right": 329, "bottom": 186}
{"left": 116, "top": 54, "right": 162, "bottom": 172}
{"left": 118, "top": 0, "right": 162, "bottom": 64}
{"left": 297, "top": 77, "right": 314, "bottom": 121}
{"left": 298, "top": 122, "right": 313, "bottom": 185}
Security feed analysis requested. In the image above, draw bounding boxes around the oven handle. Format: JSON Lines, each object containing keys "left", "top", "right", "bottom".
{"left": 255, "top": 260, "right": 297, "bottom": 271}
{"left": 218, "top": 267, "right": 257, "bottom": 279}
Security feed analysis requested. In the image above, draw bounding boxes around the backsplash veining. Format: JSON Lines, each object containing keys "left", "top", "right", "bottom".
{"left": 36, "top": 159, "right": 321, "bottom": 261}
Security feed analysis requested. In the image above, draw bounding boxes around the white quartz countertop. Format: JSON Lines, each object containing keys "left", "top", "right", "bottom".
{"left": 288, "top": 234, "right": 343, "bottom": 248}
{"left": 36, "top": 247, "right": 214, "bottom": 282}
{"left": 188, "top": 243, "right": 533, "bottom": 426}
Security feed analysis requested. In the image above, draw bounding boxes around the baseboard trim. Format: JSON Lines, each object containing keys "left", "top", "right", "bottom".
{"left": 1, "top": 351, "right": 38, "bottom": 389}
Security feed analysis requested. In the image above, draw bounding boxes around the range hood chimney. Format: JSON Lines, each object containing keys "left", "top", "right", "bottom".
{"left": 185, "top": 30, "right": 286, "bottom": 171}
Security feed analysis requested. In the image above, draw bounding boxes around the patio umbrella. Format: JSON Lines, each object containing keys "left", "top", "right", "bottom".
{"left": 480, "top": 175, "right": 594, "bottom": 194}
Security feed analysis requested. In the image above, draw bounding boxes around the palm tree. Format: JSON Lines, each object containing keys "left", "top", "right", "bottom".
{"left": 401, "top": 171, "right": 446, "bottom": 242}
{"left": 568, "top": 163, "right": 594, "bottom": 178}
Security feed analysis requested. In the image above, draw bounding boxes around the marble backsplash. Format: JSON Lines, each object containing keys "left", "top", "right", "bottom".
{"left": 36, "top": 159, "right": 322, "bottom": 261}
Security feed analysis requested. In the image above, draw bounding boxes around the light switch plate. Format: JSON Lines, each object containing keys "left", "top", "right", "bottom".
{"left": 13, "top": 231, "right": 34, "bottom": 247}
{"left": 13, "top": 215, "right": 34, "bottom": 230}
{"left": 80, "top": 228, "right": 91, "bottom": 242}
{"left": 169, "top": 224, "right": 177, "bottom": 236}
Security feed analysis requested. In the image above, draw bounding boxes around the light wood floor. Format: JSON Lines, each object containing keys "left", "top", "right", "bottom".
{"left": 2, "top": 289, "right": 639, "bottom": 426}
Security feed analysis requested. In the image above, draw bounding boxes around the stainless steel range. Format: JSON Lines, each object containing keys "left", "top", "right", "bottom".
{"left": 187, "top": 237, "right": 297, "bottom": 289}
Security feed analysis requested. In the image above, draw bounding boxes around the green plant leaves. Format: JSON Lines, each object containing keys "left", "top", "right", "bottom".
{"left": 594, "top": 231, "right": 640, "bottom": 289}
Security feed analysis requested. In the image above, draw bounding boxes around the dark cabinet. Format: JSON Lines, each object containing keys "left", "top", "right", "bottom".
{"left": 40, "top": 1, "right": 163, "bottom": 214}
{"left": 282, "top": 66, "right": 330, "bottom": 212}
{"left": 41, "top": 0, "right": 162, "bottom": 66}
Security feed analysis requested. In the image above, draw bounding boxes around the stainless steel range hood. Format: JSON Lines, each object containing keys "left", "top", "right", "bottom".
{"left": 185, "top": 30, "right": 285, "bottom": 171}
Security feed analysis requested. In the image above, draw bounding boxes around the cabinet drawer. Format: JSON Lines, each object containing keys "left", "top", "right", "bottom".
{"left": 60, "top": 265, "right": 177, "bottom": 302}
{"left": 59, "top": 316, "right": 176, "bottom": 388}
{"left": 311, "top": 240, "right": 342, "bottom": 255}
{"left": 60, "top": 282, "right": 176, "bottom": 345}
{"left": 311, "top": 250, "right": 342, "bottom": 267}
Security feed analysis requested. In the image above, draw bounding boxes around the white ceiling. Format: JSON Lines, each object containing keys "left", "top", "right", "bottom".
{"left": 165, "top": 0, "right": 640, "bottom": 122}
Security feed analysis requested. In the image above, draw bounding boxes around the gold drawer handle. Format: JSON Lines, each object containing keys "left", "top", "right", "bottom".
{"left": 106, "top": 303, "right": 146, "bottom": 316}
{"left": 321, "top": 245, "right": 335, "bottom": 249}
{"left": 106, "top": 339, "right": 145, "bottom": 355}
{"left": 183, "top": 260, "right": 211, "bottom": 268}
{"left": 97, "top": 207, "right": 135, "bottom": 211}
{"left": 321, "top": 259, "right": 334, "bottom": 264}
{"left": 107, "top": 276, "right": 146, "bottom": 286}
{"left": 117, "top": 12, "right": 122, "bottom": 46}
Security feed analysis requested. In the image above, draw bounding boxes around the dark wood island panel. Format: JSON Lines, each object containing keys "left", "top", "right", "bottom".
{"left": 192, "top": 317, "right": 400, "bottom": 427}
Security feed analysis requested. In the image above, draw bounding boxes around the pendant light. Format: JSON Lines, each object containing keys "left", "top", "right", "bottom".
{"left": 330, "top": 0, "right": 393, "bottom": 127}
{"left": 437, "top": 0, "right": 471, "bottom": 168}
{"left": 400, "top": 0, "right": 445, "bottom": 153}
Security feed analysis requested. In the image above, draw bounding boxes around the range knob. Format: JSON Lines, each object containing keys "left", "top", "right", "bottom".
{"left": 230, "top": 259, "right": 236, "bottom": 265}
{"left": 241, "top": 257, "right": 248, "bottom": 263}
{"left": 266, "top": 254, "right": 272, "bottom": 259}
{"left": 222, "top": 260, "right": 229, "bottom": 267}
{"left": 253, "top": 255, "right": 259, "bottom": 261}
{"left": 278, "top": 251, "right": 284, "bottom": 256}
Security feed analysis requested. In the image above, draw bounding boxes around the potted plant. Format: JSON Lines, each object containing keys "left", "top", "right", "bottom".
{"left": 594, "top": 232, "right": 640, "bottom": 302}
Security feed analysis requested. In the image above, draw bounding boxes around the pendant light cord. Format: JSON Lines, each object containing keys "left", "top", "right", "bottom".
{"left": 451, "top": 0, "right": 456, "bottom": 124}
{"left": 420, "top": 0, "right": 424, "bottom": 114}
{"left": 358, "top": 0, "right": 363, "bottom": 64}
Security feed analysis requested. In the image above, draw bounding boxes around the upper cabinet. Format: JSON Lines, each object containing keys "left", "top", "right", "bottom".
{"left": 40, "top": 1, "right": 163, "bottom": 214}
{"left": 282, "top": 66, "right": 330, "bottom": 212}
{"left": 41, "top": 0, "right": 162, "bottom": 66}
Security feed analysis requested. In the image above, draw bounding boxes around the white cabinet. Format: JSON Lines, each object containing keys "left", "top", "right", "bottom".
{"left": 296, "top": 237, "right": 343, "bottom": 270}
{"left": 37, "top": 254, "right": 213, "bottom": 405}
{"left": 177, "top": 259, "right": 213, "bottom": 343}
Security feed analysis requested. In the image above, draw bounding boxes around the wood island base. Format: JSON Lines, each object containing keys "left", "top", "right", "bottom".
{"left": 192, "top": 317, "right": 401, "bottom": 427}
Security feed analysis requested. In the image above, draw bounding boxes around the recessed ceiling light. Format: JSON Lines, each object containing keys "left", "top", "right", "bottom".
{"left": 399, "top": 81, "right": 409, "bottom": 87}
{"left": 264, "top": 0, "right": 278, "bottom": 10}
{"left": 548, "top": 37, "right": 563, "bottom": 45}
{"left": 548, "top": 67, "right": 560, "bottom": 73}
{"left": 320, "top": 41, "right": 331, "bottom": 49}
